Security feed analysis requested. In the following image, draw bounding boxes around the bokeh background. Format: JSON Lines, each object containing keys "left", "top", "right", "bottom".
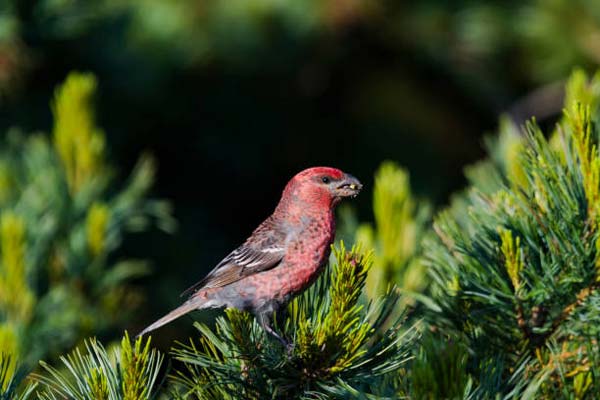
{"left": 1, "top": 0, "right": 599, "bottom": 348}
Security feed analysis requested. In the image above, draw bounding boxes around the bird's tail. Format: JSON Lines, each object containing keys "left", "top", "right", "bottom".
{"left": 137, "top": 300, "right": 199, "bottom": 338}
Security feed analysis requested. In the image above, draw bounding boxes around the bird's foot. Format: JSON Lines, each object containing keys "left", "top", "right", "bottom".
{"left": 273, "top": 334, "right": 294, "bottom": 353}
{"left": 269, "top": 331, "right": 295, "bottom": 357}
{"left": 285, "top": 341, "right": 295, "bottom": 357}
{"left": 257, "top": 312, "right": 294, "bottom": 356}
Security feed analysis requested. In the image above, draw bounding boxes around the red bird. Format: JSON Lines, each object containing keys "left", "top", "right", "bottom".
{"left": 138, "top": 167, "right": 362, "bottom": 345}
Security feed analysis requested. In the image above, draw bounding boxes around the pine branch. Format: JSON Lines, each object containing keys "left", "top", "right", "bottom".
{"left": 170, "top": 243, "right": 417, "bottom": 399}
{"left": 423, "top": 69, "right": 600, "bottom": 397}
{"left": 35, "top": 333, "right": 163, "bottom": 400}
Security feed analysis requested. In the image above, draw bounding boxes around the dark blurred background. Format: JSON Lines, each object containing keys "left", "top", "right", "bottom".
{"left": 1, "top": 0, "right": 598, "bottom": 347}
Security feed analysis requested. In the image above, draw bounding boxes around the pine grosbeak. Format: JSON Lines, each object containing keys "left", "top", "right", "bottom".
{"left": 138, "top": 167, "right": 362, "bottom": 345}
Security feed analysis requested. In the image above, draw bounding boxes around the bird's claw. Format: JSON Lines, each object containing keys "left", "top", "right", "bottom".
{"left": 285, "top": 341, "right": 295, "bottom": 356}
{"left": 273, "top": 335, "right": 294, "bottom": 354}
{"left": 283, "top": 340, "right": 295, "bottom": 356}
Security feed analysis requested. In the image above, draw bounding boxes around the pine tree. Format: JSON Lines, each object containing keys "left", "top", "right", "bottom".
{"left": 424, "top": 69, "right": 600, "bottom": 398}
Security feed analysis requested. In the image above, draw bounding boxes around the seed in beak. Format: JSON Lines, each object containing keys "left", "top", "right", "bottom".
{"left": 349, "top": 184, "right": 357, "bottom": 190}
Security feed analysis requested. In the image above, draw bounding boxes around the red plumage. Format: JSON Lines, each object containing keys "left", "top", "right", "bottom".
{"left": 138, "top": 167, "right": 362, "bottom": 345}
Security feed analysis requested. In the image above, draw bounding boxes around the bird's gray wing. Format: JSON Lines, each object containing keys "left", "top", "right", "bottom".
{"left": 180, "top": 218, "right": 286, "bottom": 297}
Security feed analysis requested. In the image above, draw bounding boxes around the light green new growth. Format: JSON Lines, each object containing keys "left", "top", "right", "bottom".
{"left": 0, "top": 212, "right": 34, "bottom": 324}
{"left": 295, "top": 244, "right": 373, "bottom": 373}
{"left": 373, "top": 163, "right": 414, "bottom": 266}
{"left": 36, "top": 333, "right": 163, "bottom": 400}
{"left": 86, "top": 202, "right": 110, "bottom": 257}
{"left": 567, "top": 104, "right": 600, "bottom": 221}
{"left": 121, "top": 332, "right": 162, "bottom": 400}
{"left": 355, "top": 161, "right": 430, "bottom": 300}
{"left": 560, "top": 70, "right": 600, "bottom": 278}
{"left": 52, "top": 72, "right": 105, "bottom": 194}
{"left": 499, "top": 228, "right": 523, "bottom": 292}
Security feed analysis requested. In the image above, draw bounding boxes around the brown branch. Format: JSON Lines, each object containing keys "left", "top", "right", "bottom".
{"left": 516, "top": 300, "right": 532, "bottom": 342}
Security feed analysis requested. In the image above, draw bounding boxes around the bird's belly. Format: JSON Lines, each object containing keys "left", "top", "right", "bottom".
{"left": 215, "top": 215, "right": 335, "bottom": 312}
{"left": 212, "top": 245, "right": 332, "bottom": 314}
{"left": 269, "top": 239, "right": 332, "bottom": 299}
{"left": 246, "top": 263, "right": 325, "bottom": 306}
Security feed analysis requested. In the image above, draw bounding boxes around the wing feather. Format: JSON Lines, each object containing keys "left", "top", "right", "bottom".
{"left": 181, "top": 218, "right": 286, "bottom": 297}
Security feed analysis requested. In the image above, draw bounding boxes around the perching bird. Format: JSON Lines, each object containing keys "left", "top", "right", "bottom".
{"left": 138, "top": 167, "right": 362, "bottom": 345}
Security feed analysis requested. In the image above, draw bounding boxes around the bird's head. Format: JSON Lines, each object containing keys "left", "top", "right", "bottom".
{"left": 281, "top": 167, "right": 363, "bottom": 209}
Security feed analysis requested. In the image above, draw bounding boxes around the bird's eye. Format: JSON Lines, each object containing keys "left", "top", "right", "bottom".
{"left": 321, "top": 176, "right": 330, "bottom": 184}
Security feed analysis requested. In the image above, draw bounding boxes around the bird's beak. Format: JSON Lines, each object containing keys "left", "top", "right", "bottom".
{"left": 335, "top": 174, "right": 363, "bottom": 198}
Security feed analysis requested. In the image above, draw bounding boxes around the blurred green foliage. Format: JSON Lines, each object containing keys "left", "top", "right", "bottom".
{"left": 1, "top": 0, "right": 598, "bottom": 114}
{"left": 352, "top": 162, "right": 430, "bottom": 302}
{"left": 0, "top": 71, "right": 174, "bottom": 381}
{"left": 52, "top": 72, "right": 105, "bottom": 194}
